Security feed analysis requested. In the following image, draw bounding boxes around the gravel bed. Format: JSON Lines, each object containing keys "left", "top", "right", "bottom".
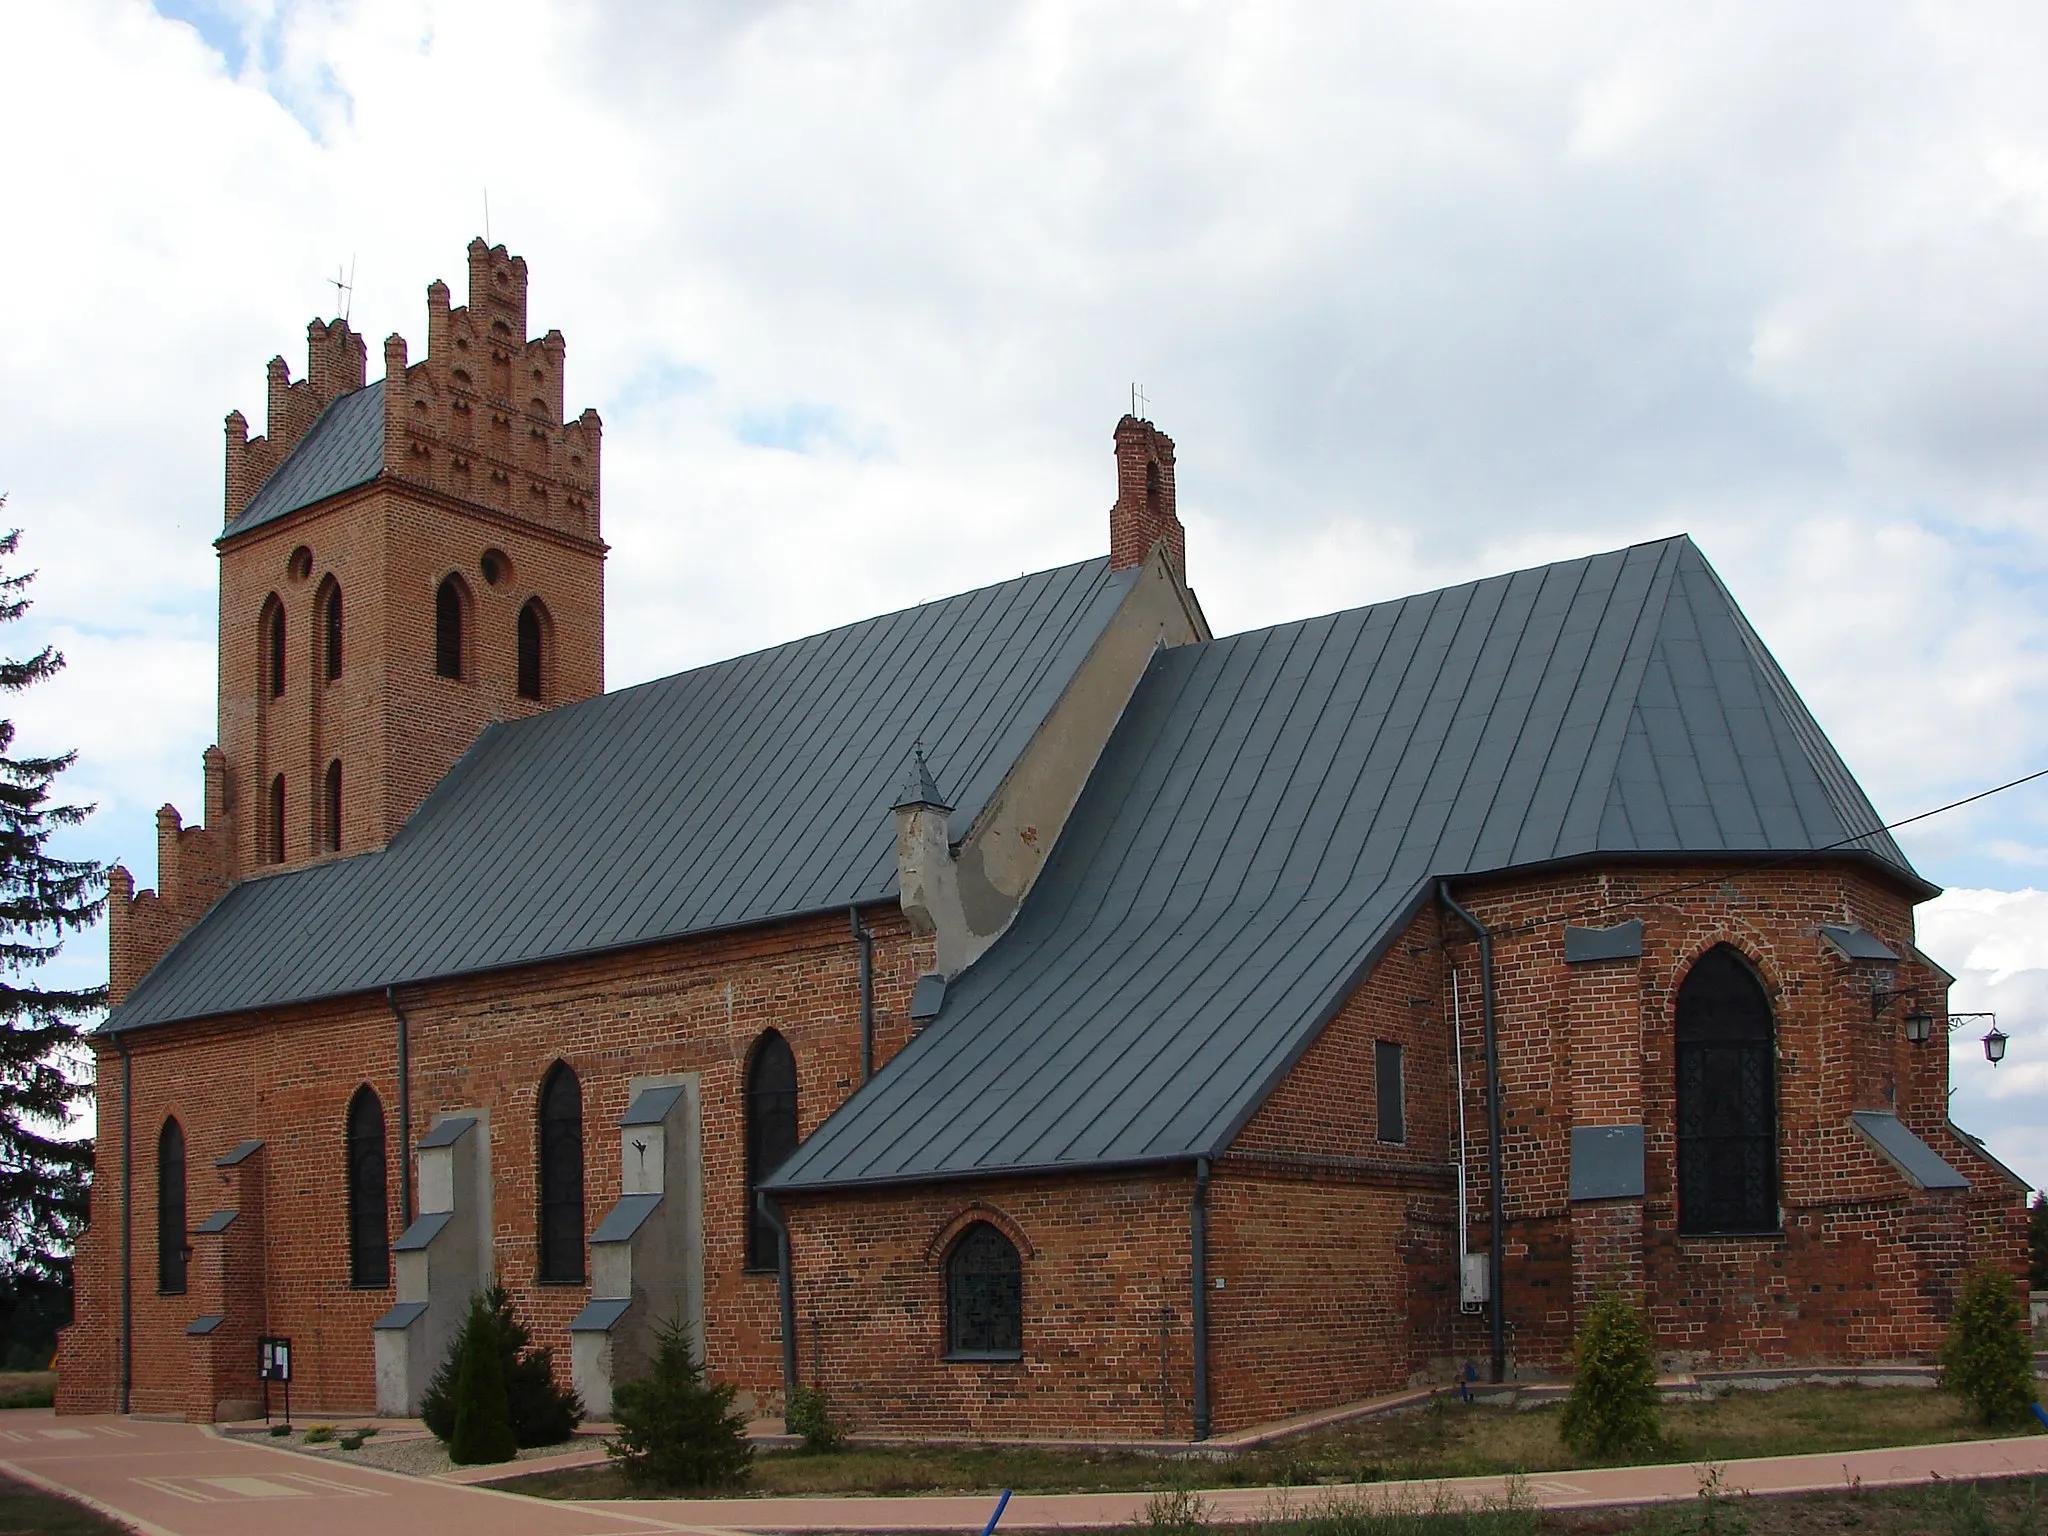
{"left": 244, "top": 1426, "right": 609, "bottom": 1478}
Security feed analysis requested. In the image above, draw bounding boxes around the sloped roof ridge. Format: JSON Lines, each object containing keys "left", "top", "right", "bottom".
{"left": 766, "top": 533, "right": 1929, "bottom": 1193}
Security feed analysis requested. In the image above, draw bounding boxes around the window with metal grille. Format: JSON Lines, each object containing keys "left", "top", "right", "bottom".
{"left": 537, "top": 1062, "right": 585, "bottom": 1283}
{"left": 1676, "top": 944, "right": 1779, "bottom": 1235}
{"left": 347, "top": 1086, "right": 388, "bottom": 1287}
{"left": 1375, "top": 1040, "right": 1405, "bottom": 1144}
{"left": 517, "top": 599, "right": 545, "bottom": 701}
{"left": 945, "top": 1222, "right": 1022, "bottom": 1359}
{"left": 744, "top": 1031, "right": 798, "bottom": 1271}
{"left": 435, "top": 576, "right": 465, "bottom": 680}
{"left": 157, "top": 1117, "right": 187, "bottom": 1294}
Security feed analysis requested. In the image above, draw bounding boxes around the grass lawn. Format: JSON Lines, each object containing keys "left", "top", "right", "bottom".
{"left": 497, "top": 1385, "right": 2041, "bottom": 1501}
{"left": 0, "top": 1374, "right": 55, "bottom": 1411}
{"left": 0, "top": 1471, "right": 131, "bottom": 1535}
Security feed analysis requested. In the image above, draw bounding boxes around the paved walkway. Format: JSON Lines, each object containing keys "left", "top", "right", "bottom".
{"left": 0, "top": 1410, "right": 2045, "bottom": 1535}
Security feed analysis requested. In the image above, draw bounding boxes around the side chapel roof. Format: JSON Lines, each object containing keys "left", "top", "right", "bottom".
{"left": 104, "top": 557, "right": 1140, "bottom": 1032}
{"left": 768, "top": 535, "right": 1928, "bottom": 1193}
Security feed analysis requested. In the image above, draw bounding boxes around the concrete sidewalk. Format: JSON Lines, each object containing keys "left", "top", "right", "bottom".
{"left": 0, "top": 1409, "right": 2044, "bottom": 1535}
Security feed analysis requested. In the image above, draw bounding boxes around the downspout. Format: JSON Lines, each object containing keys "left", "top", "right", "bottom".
{"left": 756, "top": 1191, "right": 798, "bottom": 1431}
{"left": 849, "top": 906, "right": 873, "bottom": 1083}
{"left": 1191, "top": 1157, "right": 1211, "bottom": 1440}
{"left": 1438, "top": 882, "right": 1506, "bottom": 1384}
{"left": 115, "top": 1033, "right": 132, "bottom": 1416}
{"left": 384, "top": 986, "right": 413, "bottom": 1226}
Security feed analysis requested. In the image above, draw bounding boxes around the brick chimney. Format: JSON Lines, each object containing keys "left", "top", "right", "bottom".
{"left": 1110, "top": 414, "right": 1184, "bottom": 582}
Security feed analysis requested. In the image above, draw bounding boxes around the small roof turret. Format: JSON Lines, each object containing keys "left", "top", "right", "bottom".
{"left": 892, "top": 748, "right": 952, "bottom": 813}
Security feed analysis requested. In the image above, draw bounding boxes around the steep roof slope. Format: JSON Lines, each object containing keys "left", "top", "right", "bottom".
{"left": 106, "top": 558, "right": 1138, "bottom": 1031}
{"left": 770, "top": 535, "right": 1924, "bottom": 1193}
{"left": 224, "top": 382, "right": 387, "bottom": 539}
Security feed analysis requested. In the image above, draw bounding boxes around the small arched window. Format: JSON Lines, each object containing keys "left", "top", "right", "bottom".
{"left": 744, "top": 1031, "right": 799, "bottom": 1271}
{"left": 945, "top": 1221, "right": 1022, "bottom": 1359}
{"left": 262, "top": 595, "right": 286, "bottom": 698}
{"left": 323, "top": 760, "right": 342, "bottom": 852}
{"left": 537, "top": 1062, "right": 585, "bottom": 1283}
{"left": 320, "top": 578, "right": 343, "bottom": 681}
{"left": 516, "top": 599, "right": 547, "bottom": 702}
{"left": 268, "top": 774, "right": 285, "bottom": 864}
{"left": 1676, "top": 945, "right": 1779, "bottom": 1235}
{"left": 435, "top": 576, "right": 465, "bottom": 680}
{"left": 157, "top": 1117, "right": 188, "bottom": 1294}
{"left": 347, "top": 1087, "right": 389, "bottom": 1288}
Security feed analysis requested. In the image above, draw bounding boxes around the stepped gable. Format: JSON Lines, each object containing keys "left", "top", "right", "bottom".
{"left": 769, "top": 534, "right": 1928, "bottom": 1193}
{"left": 104, "top": 557, "right": 1137, "bottom": 1032}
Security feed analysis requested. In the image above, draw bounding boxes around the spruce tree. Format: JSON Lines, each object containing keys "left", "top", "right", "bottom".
{"left": 448, "top": 1291, "right": 518, "bottom": 1464}
{"left": 1940, "top": 1265, "right": 2035, "bottom": 1428}
{"left": 607, "top": 1315, "right": 753, "bottom": 1490}
{"left": 0, "top": 521, "right": 103, "bottom": 1300}
{"left": 1560, "top": 1288, "right": 1662, "bottom": 1459}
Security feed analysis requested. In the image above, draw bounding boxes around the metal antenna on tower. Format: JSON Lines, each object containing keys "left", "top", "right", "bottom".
{"left": 327, "top": 257, "right": 355, "bottom": 324}
{"left": 484, "top": 187, "right": 492, "bottom": 245}
{"left": 1131, "top": 383, "right": 1148, "bottom": 420}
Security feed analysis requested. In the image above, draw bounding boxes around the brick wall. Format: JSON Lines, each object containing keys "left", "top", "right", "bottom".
{"left": 60, "top": 905, "right": 932, "bottom": 1418}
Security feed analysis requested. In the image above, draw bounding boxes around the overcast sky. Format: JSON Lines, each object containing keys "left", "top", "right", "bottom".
{"left": 3, "top": 0, "right": 2046, "bottom": 1184}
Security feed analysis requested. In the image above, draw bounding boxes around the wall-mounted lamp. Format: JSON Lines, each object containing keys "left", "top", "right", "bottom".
{"left": 1984, "top": 1025, "right": 2009, "bottom": 1066}
{"left": 1902, "top": 1009, "right": 1935, "bottom": 1045}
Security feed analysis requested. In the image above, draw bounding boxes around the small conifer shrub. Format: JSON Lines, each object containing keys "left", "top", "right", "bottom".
{"left": 422, "top": 1284, "right": 583, "bottom": 1448}
{"left": 448, "top": 1292, "right": 518, "bottom": 1465}
{"left": 1559, "top": 1288, "right": 1661, "bottom": 1459}
{"left": 607, "top": 1315, "right": 753, "bottom": 1490}
{"left": 786, "top": 1384, "right": 844, "bottom": 1453}
{"left": 1940, "top": 1264, "right": 2035, "bottom": 1427}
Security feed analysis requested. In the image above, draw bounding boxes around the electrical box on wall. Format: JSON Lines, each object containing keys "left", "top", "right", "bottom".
{"left": 1461, "top": 1253, "right": 1490, "bottom": 1310}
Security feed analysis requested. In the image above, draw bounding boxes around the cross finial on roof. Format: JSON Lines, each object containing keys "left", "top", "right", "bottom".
{"left": 891, "top": 745, "right": 952, "bottom": 813}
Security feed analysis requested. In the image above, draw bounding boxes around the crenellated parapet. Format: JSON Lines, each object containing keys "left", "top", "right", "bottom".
{"left": 378, "top": 239, "right": 603, "bottom": 542}
{"left": 223, "top": 320, "right": 369, "bottom": 524}
{"left": 106, "top": 752, "right": 233, "bottom": 1005}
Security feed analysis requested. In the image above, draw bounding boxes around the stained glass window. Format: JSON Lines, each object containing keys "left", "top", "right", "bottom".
{"left": 538, "top": 1062, "right": 585, "bottom": 1282}
{"left": 745, "top": 1032, "right": 798, "bottom": 1271}
{"left": 1676, "top": 945, "right": 1779, "bottom": 1234}
{"left": 347, "top": 1086, "right": 388, "bottom": 1287}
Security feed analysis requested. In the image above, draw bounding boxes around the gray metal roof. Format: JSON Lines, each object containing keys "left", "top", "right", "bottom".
{"left": 223, "top": 382, "right": 385, "bottom": 540}
{"left": 770, "top": 535, "right": 1927, "bottom": 1193}
{"left": 1850, "top": 1111, "right": 1969, "bottom": 1190}
{"left": 105, "top": 558, "right": 1139, "bottom": 1032}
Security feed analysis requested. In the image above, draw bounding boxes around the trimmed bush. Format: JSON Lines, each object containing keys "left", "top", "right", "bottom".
{"left": 787, "top": 1384, "right": 844, "bottom": 1453}
{"left": 607, "top": 1315, "right": 753, "bottom": 1490}
{"left": 421, "top": 1284, "right": 584, "bottom": 1448}
{"left": 1559, "top": 1288, "right": 1661, "bottom": 1459}
{"left": 1941, "top": 1264, "right": 2035, "bottom": 1427}
{"left": 448, "top": 1291, "right": 518, "bottom": 1466}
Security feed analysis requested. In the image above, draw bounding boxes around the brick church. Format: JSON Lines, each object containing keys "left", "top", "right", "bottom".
{"left": 57, "top": 240, "right": 2025, "bottom": 1437}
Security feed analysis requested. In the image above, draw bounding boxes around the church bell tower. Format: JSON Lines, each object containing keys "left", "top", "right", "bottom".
{"left": 108, "top": 239, "right": 606, "bottom": 1001}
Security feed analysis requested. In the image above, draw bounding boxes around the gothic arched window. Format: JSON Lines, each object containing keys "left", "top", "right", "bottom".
{"left": 347, "top": 1086, "right": 389, "bottom": 1287}
{"left": 435, "top": 576, "right": 466, "bottom": 680}
{"left": 157, "top": 1117, "right": 188, "bottom": 1294}
{"left": 537, "top": 1062, "right": 585, "bottom": 1283}
{"left": 320, "top": 578, "right": 343, "bottom": 681}
{"left": 1676, "top": 944, "right": 1780, "bottom": 1235}
{"left": 262, "top": 595, "right": 286, "bottom": 697}
{"left": 744, "top": 1030, "right": 798, "bottom": 1271}
{"left": 323, "top": 760, "right": 342, "bottom": 852}
{"left": 945, "top": 1221, "right": 1022, "bottom": 1359}
{"left": 516, "top": 599, "right": 547, "bottom": 702}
